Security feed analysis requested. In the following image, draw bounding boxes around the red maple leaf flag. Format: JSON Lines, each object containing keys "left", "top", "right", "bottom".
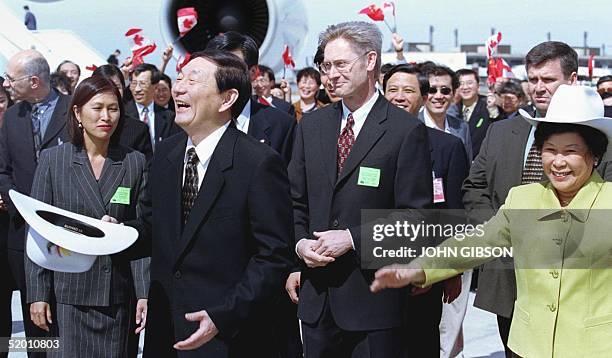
{"left": 85, "top": 64, "right": 98, "bottom": 72}
{"left": 381, "top": 1, "right": 395, "bottom": 16}
{"left": 125, "top": 28, "right": 156, "bottom": 65}
{"left": 282, "top": 45, "right": 295, "bottom": 68}
{"left": 358, "top": 4, "right": 385, "bottom": 22}
{"left": 176, "top": 52, "right": 192, "bottom": 72}
{"left": 177, "top": 7, "right": 198, "bottom": 37}
{"left": 486, "top": 32, "right": 503, "bottom": 59}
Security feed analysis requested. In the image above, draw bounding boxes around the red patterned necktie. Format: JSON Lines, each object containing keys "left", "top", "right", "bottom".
{"left": 142, "top": 106, "right": 149, "bottom": 125}
{"left": 337, "top": 113, "right": 355, "bottom": 174}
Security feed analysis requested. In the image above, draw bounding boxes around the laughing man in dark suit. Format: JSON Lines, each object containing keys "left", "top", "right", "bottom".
{"left": 143, "top": 49, "right": 293, "bottom": 357}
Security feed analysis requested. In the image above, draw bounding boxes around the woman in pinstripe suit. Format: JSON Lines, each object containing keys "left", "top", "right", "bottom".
{"left": 25, "top": 76, "right": 150, "bottom": 357}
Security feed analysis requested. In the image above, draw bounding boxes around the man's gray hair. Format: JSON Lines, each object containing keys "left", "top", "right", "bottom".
{"left": 318, "top": 21, "right": 382, "bottom": 75}
{"left": 23, "top": 56, "right": 50, "bottom": 85}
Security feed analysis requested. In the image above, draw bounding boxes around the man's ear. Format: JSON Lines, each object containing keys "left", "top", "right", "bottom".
{"left": 218, "top": 88, "right": 239, "bottom": 113}
{"left": 30, "top": 75, "right": 41, "bottom": 90}
{"left": 366, "top": 51, "right": 378, "bottom": 72}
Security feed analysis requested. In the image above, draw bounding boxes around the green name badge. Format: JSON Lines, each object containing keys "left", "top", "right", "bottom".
{"left": 476, "top": 117, "right": 484, "bottom": 128}
{"left": 357, "top": 167, "right": 380, "bottom": 187}
{"left": 110, "top": 187, "right": 131, "bottom": 205}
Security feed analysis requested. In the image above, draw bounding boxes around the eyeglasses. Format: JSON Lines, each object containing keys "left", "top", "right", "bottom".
{"left": 459, "top": 80, "right": 477, "bottom": 87}
{"left": 132, "top": 80, "right": 152, "bottom": 89}
{"left": 427, "top": 86, "right": 452, "bottom": 95}
{"left": 319, "top": 52, "right": 369, "bottom": 76}
{"left": 3, "top": 72, "right": 31, "bottom": 84}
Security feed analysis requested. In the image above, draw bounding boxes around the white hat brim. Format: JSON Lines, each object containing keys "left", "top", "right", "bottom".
{"left": 26, "top": 227, "right": 96, "bottom": 273}
{"left": 9, "top": 190, "right": 138, "bottom": 256}
{"left": 519, "top": 109, "right": 612, "bottom": 162}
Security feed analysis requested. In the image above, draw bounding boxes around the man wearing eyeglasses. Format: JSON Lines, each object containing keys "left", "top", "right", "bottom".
{"left": 125, "top": 63, "right": 180, "bottom": 148}
{"left": 419, "top": 65, "right": 472, "bottom": 161}
{"left": 288, "top": 21, "right": 433, "bottom": 357}
{"left": 0, "top": 49, "right": 71, "bottom": 357}
{"left": 454, "top": 69, "right": 491, "bottom": 159}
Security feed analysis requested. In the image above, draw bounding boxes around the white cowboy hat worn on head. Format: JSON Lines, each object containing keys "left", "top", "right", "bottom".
{"left": 519, "top": 85, "right": 612, "bottom": 160}
{"left": 9, "top": 190, "right": 139, "bottom": 273}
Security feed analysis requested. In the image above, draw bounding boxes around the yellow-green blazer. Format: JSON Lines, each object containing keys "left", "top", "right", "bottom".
{"left": 420, "top": 171, "right": 612, "bottom": 358}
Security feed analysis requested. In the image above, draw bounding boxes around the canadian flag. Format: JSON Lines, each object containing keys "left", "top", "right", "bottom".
{"left": 125, "top": 28, "right": 157, "bottom": 66}
{"left": 381, "top": 1, "right": 395, "bottom": 17}
{"left": 486, "top": 32, "right": 503, "bottom": 59}
{"left": 358, "top": 4, "right": 385, "bottom": 21}
{"left": 176, "top": 52, "right": 192, "bottom": 72}
{"left": 282, "top": 45, "right": 295, "bottom": 68}
{"left": 177, "top": 7, "right": 198, "bottom": 37}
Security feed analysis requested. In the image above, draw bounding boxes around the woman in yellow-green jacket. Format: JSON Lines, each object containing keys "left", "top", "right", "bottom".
{"left": 371, "top": 85, "right": 612, "bottom": 358}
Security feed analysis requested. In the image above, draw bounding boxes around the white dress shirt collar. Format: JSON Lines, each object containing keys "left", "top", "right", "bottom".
{"left": 423, "top": 108, "right": 451, "bottom": 134}
{"left": 340, "top": 90, "right": 379, "bottom": 138}
{"left": 235, "top": 99, "right": 251, "bottom": 134}
{"left": 183, "top": 121, "right": 230, "bottom": 189}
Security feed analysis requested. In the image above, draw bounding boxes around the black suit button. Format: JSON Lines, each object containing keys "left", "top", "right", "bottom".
{"left": 332, "top": 219, "right": 339, "bottom": 228}
{"left": 102, "top": 266, "right": 111, "bottom": 273}
{"left": 174, "top": 270, "right": 182, "bottom": 279}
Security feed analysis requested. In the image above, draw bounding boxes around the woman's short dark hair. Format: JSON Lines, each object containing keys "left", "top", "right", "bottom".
{"left": 0, "top": 76, "right": 15, "bottom": 108}
{"left": 534, "top": 122, "right": 608, "bottom": 163}
{"left": 50, "top": 72, "right": 73, "bottom": 95}
{"left": 296, "top": 67, "right": 321, "bottom": 86}
{"left": 93, "top": 64, "right": 126, "bottom": 95}
{"left": 68, "top": 76, "right": 124, "bottom": 147}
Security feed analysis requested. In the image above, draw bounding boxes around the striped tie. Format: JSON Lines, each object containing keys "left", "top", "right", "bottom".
{"left": 521, "top": 143, "right": 543, "bottom": 184}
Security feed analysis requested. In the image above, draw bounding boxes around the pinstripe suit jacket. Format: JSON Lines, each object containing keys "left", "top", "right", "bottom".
{"left": 25, "top": 142, "right": 149, "bottom": 306}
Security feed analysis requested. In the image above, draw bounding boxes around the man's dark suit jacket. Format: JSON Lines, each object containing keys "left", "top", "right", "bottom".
{"left": 119, "top": 116, "right": 153, "bottom": 161}
{"left": 462, "top": 107, "right": 612, "bottom": 318}
{"left": 248, "top": 100, "right": 296, "bottom": 165}
{"left": 289, "top": 96, "right": 433, "bottom": 331}
{"left": 457, "top": 96, "right": 491, "bottom": 159}
{"left": 0, "top": 92, "right": 71, "bottom": 251}
{"left": 143, "top": 129, "right": 294, "bottom": 357}
{"left": 271, "top": 97, "right": 296, "bottom": 117}
{"left": 428, "top": 128, "right": 469, "bottom": 209}
{"left": 124, "top": 100, "right": 181, "bottom": 145}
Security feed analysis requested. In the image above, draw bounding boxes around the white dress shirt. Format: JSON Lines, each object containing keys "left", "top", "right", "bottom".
{"left": 340, "top": 90, "right": 379, "bottom": 138}
{"left": 182, "top": 122, "right": 230, "bottom": 190}
{"left": 423, "top": 108, "right": 451, "bottom": 134}
{"left": 235, "top": 100, "right": 251, "bottom": 134}
{"left": 135, "top": 101, "right": 156, "bottom": 146}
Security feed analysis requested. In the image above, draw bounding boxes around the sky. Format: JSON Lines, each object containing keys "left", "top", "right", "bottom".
{"left": 5, "top": 0, "right": 612, "bottom": 68}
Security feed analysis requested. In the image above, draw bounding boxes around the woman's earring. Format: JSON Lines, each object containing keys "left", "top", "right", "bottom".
{"left": 78, "top": 122, "right": 83, "bottom": 130}
{"left": 594, "top": 158, "right": 599, "bottom": 167}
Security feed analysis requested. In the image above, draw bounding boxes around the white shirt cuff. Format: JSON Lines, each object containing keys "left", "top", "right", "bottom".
{"left": 346, "top": 229, "right": 355, "bottom": 250}
{"left": 295, "top": 238, "right": 308, "bottom": 259}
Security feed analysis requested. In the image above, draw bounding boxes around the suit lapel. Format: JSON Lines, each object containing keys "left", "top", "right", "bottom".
{"left": 41, "top": 95, "right": 68, "bottom": 148}
{"left": 336, "top": 97, "right": 387, "bottom": 185}
{"left": 70, "top": 147, "right": 107, "bottom": 218}
{"left": 99, "top": 147, "right": 127, "bottom": 207}
{"left": 248, "top": 102, "right": 272, "bottom": 143}
{"left": 174, "top": 128, "right": 237, "bottom": 264}
{"left": 161, "top": 133, "right": 187, "bottom": 257}
{"left": 318, "top": 102, "right": 342, "bottom": 187}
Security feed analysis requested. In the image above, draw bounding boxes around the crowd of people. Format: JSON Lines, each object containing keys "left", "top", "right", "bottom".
{"left": 1, "top": 18, "right": 612, "bottom": 358}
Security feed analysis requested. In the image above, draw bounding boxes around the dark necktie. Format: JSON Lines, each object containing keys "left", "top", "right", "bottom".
{"left": 31, "top": 104, "right": 42, "bottom": 159}
{"left": 142, "top": 106, "right": 149, "bottom": 125}
{"left": 337, "top": 113, "right": 355, "bottom": 174}
{"left": 521, "top": 142, "right": 543, "bottom": 184}
{"left": 182, "top": 148, "right": 199, "bottom": 225}
{"left": 463, "top": 107, "right": 471, "bottom": 122}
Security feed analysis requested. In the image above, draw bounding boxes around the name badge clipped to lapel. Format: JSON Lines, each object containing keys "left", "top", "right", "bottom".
{"left": 432, "top": 171, "right": 445, "bottom": 203}
{"left": 110, "top": 187, "right": 131, "bottom": 205}
{"left": 357, "top": 167, "right": 380, "bottom": 187}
